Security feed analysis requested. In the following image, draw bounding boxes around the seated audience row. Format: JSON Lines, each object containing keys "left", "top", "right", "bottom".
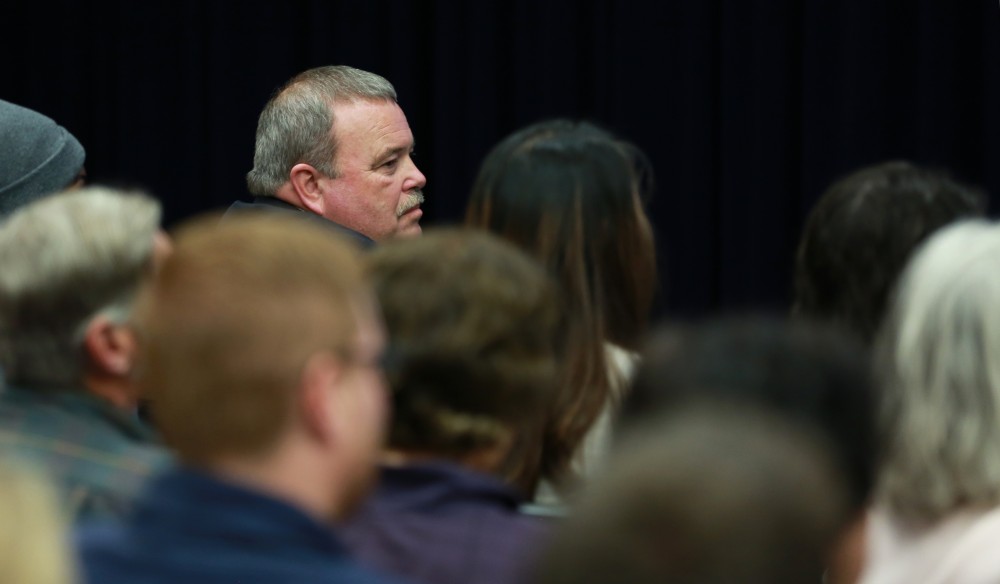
{"left": 0, "top": 62, "right": 995, "bottom": 584}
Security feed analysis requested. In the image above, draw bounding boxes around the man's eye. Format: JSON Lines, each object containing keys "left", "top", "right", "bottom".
{"left": 383, "top": 159, "right": 399, "bottom": 169}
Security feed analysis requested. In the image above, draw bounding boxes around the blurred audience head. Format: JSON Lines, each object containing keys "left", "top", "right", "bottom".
{"left": 135, "top": 214, "right": 386, "bottom": 519}
{"left": 0, "top": 463, "right": 73, "bottom": 584}
{"left": 534, "top": 407, "right": 850, "bottom": 584}
{"left": 0, "top": 99, "right": 86, "bottom": 216}
{"left": 876, "top": 219, "right": 1000, "bottom": 524}
{"left": 625, "top": 317, "right": 874, "bottom": 584}
{"left": 465, "top": 119, "right": 656, "bottom": 489}
{"left": 0, "top": 186, "right": 164, "bottom": 399}
{"left": 625, "top": 316, "right": 874, "bottom": 511}
{"left": 794, "top": 160, "right": 985, "bottom": 343}
{"left": 368, "top": 229, "right": 562, "bottom": 476}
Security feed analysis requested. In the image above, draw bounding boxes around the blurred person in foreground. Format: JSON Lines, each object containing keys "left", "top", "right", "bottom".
{"left": 861, "top": 220, "right": 1000, "bottom": 584}
{"left": 465, "top": 119, "right": 657, "bottom": 502}
{"left": 534, "top": 407, "right": 851, "bottom": 584}
{"left": 0, "top": 463, "right": 75, "bottom": 584}
{"left": 231, "top": 65, "right": 426, "bottom": 245}
{"left": 0, "top": 187, "right": 171, "bottom": 522}
{"left": 341, "top": 229, "right": 563, "bottom": 584}
{"left": 794, "top": 160, "right": 984, "bottom": 344}
{"left": 0, "top": 99, "right": 86, "bottom": 216}
{"left": 78, "top": 214, "right": 403, "bottom": 584}
{"left": 623, "top": 317, "right": 875, "bottom": 584}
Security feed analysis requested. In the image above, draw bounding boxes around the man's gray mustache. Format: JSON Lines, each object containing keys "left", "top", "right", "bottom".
{"left": 397, "top": 190, "right": 425, "bottom": 217}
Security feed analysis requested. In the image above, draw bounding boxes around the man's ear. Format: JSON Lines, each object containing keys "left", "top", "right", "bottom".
{"left": 82, "top": 315, "right": 137, "bottom": 378}
{"left": 289, "top": 163, "right": 328, "bottom": 216}
{"left": 298, "top": 351, "right": 344, "bottom": 446}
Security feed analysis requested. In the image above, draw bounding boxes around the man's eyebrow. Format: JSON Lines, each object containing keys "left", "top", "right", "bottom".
{"left": 372, "top": 143, "right": 414, "bottom": 165}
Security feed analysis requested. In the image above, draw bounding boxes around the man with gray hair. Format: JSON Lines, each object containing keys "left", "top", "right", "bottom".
{"left": 228, "top": 65, "right": 426, "bottom": 245}
{"left": 0, "top": 186, "right": 172, "bottom": 523}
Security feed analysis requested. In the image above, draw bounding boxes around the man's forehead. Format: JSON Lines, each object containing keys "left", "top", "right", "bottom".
{"left": 331, "top": 99, "right": 413, "bottom": 152}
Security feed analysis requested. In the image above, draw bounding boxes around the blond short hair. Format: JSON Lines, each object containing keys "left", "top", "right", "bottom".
{"left": 136, "top": 214, "right": 367, "bottom": 465}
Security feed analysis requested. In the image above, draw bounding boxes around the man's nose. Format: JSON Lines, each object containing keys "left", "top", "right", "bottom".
{"left": 404, "top": 158, "right": 426, "bottom": 191}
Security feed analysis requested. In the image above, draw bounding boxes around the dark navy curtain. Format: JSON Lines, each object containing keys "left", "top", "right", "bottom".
{"left": 5, "top": 0, "right": 998, "bottom": 317}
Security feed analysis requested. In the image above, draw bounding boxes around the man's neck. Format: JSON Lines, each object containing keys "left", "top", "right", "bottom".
{"left": 271, "top": 186, "right": 309, "bottom": 211}
{"left": 210, "top": 446, "right": 342, "bottom": 523}
{"left": 82, "top": 374, "right": 136, "bottom": 411}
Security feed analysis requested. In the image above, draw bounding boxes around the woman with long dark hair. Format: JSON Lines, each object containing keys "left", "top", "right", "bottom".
{"left": 465, "top": 119, "right": 657, "bottom": 501}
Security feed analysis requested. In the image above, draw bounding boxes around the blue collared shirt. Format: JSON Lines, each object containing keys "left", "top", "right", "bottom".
{"left": 78, "top": 467, "right": 408, "bottom": 584}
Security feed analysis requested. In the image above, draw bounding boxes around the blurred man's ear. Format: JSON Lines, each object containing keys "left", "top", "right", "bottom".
{"left": 83, "top": 315, "right": 136, "bottom": 379}
{"left": 298, "top": 352, "right": 345, "bottom": 446}
{"left": 82, "top": 315, "right": 140, "bottom": 410}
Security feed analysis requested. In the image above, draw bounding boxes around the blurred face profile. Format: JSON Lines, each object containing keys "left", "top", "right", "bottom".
{"left": 333, "top": 300, "right": 390, "bottom": 517}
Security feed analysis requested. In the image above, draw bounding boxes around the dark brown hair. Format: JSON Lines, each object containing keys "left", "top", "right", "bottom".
{"left": 535, "top": 407, "right": 850, "bottom": 584}
{"left": 625, "top": 316, "right": 875, "bottom": 512}
{"left": 794, "top": 160, "right": 985, "bottom": 343}
{"left": 465, "top": 120, "right": 657, "bottom": 491}
{"left": 368, "top": 229, "right": 562, "bottom": 462}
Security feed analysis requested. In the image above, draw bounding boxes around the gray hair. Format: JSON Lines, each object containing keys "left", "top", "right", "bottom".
{"left": 246, "top": 65, "right": 398, "bottom": 196}
{"left": 876, "top": 219, "right": 1000, "bottom": 523}
{"left": 0, "top": 186, "right": 161, "bottom": 388}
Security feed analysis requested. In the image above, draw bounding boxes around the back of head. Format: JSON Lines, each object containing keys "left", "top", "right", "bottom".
{"left": 368, "top": 228, "right": 561, "bottom": 461}
{"left": 0, "top": 187, "right": 161, "bottom": 388}
{"left": 534, "top": 408, "right": 850, "bottom": 584}
{"left": 0, "top": 464, "right": 72, "bottom": 584}
{"left": 876, "top": 219, "right": 1000, "bottom": 523}
{"left": 465, "top": 119, "right": 656, "bottom": 350}
{"left": 0, "top": 100, "right": 85, "bottom": 216}
{"left": 136, "top": 214, "right": 367, "bottom": 465}
{"left": 247, "top": 65, "right": 398, "bottom": 196}
{"left": 624, "top": 316, "right": 874, "bottom": 512}
{"left": 466, "top": 119, "right": 657, "bottom": 487}
{"left": 794, "top": 160, "right": 985, "bottom": 343}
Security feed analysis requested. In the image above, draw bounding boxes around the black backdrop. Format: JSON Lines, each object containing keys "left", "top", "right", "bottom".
{"left": 5, "top": 0, "right": 999, "bottom": 318}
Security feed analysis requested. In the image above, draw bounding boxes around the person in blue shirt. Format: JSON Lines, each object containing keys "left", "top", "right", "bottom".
{"left": 78, "top": 214, "right": 404, "bottom": 584}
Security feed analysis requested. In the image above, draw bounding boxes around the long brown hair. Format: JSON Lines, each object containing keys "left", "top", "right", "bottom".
{"left": 465, "top": 120, "right": 657, "bottom": 493}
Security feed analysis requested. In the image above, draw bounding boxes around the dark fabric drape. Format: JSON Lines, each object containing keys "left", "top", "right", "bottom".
{"left": 5, "top": 0, "right": 998, "bottom": 317}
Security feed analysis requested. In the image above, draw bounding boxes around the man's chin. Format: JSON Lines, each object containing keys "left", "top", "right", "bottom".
{"left": 396, "top": 223, "right": 422, "bottom": 238}
{"left": 396, "top": 210, "right": 423, "bottom": 238}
